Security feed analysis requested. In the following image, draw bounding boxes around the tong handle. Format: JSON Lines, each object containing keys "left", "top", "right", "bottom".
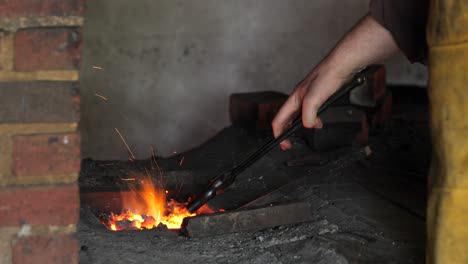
{"left": 232, "top": 71, "right": 366, "bottom": 175}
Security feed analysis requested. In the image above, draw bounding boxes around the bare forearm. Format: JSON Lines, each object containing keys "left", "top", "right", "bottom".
{"left": 320, "top": 14, "right": 401, "bottom": 80}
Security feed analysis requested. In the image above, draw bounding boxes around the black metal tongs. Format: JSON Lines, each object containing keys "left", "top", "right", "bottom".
{"left": 186, "top": 67, "right": 374, "bottom": 213}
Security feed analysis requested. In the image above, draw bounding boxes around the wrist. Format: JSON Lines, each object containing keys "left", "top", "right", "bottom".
{"left": 317, "top": 54, "right": 357, "bottom": 84}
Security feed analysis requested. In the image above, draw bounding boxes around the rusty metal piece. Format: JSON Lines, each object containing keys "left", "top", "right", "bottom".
{"left": 183, "top": 202, "right": 313, "bottom": 237}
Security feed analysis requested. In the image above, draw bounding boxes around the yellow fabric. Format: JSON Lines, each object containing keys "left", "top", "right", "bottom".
{"left": 427, "top": 1, "right": 468, "bottom": 263}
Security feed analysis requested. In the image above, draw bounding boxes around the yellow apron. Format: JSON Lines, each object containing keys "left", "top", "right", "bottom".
{"left": 427, "top": 1, "right": 468, "bottom": 263}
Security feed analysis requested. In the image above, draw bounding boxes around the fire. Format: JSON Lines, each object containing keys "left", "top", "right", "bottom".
{"left": 103, "top": 176, "right": 198, "bottom": 231}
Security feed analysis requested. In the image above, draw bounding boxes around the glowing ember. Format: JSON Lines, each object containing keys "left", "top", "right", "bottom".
{"left": 103, "top": 176, "right": 199, "bottom": 231}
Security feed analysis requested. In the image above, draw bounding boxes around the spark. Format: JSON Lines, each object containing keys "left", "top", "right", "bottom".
{"left": 94, "top": 93, "right": 108, "bottom": 101}
{"left": 150, "top": 146, "right": 163, "bottom": 181}
{"left": 98, "top": 162, "right": 114, "bottom": 167}
{"left": 144, "top": 167, "right": 155, "bottom": 185}
{"left": 114, "top": 128, "right": 136, "bottom": 160}
{"left": 92, "top": 66, "right": 103, "bottom": 70}
{"left": 179, "top": 156, "right": 185, "bottom": 166}
{"left": 144, "top": 167, "right": 151, "bottom": 178}
{"left": 175, "top": 181, "right": 184, "bottom": 198}
{"left": 120, "top": 178, "right": 136, "bottom": 181}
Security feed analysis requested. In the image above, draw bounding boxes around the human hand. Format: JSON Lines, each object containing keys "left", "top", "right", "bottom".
{"left": 271, "top": 63, "right": 350, "bottom": 150}
{"left": 272, "top": 15, "right": 400, "bottom": 150}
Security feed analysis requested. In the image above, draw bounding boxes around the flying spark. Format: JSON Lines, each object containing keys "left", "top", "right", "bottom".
{"left": 121, "top": 178, "right": 136, "bottom": 181}
{"left": 94, "top": 93, "right": 108, "bottom": 101}
{"left": 114, "top": 128, "right": 136, "bottom": 160}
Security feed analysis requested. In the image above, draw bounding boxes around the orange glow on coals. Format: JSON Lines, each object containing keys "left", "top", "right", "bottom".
{"left": 102, "top": 176, "right": 217, "bottom": 231}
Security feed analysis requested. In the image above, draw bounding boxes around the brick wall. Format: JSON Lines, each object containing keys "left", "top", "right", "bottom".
{"left": 0, "top": 1, "right": 85, "bottom": 263}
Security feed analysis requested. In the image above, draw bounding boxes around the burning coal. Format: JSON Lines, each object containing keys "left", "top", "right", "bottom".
{"left": 100, "top": 176, "right": 213, "bottom": 231}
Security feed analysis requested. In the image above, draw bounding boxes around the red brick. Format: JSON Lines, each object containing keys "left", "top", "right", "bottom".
{"left": 356, "top": 115, "right": 370, "bottom": 147}
{"left": 0, "top": 0, "right": 85, "bottom": 17}
{"left": 257, "top": 101, "right": 285, "bottom": 129}
{"left": 370, "top": 65, "right": 387, "bottom": 101}
{"left": 14, "top": 28, "right": 82, "bottom": 72}
{"left": 0, "top": 184, "right": 79, "bottom": 226}
{"left": 230, "top": 91, "right": 287, "bottom": 130}
{"left": 12, "top": 133, "right": 80, "bottom": 177}
{"left": 371, "top": 92, "right": 393, "bottom": 125}
{"left": 0, "top": 82, "right": 80, "bottom": 124}
{"left": 13, "top": 235, "right": 78, "bottom": 264}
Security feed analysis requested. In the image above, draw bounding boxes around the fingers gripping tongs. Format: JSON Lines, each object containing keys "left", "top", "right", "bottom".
{"left": 186, "top": 66, "right": 379, "bottom": 213}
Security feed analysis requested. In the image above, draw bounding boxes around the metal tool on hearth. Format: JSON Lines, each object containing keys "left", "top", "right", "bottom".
{"left": 186, "top": 65, "right": 382, "bottom": 213}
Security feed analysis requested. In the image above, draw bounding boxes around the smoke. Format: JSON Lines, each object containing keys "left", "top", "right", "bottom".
{"left": 80, "top": 0, "right": 422, "bottom": 160}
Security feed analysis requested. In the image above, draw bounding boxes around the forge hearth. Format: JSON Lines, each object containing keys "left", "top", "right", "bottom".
{"left": 80, "top": 174, "right": 318, "bottom": 236}
{"left": 78, "top": 86, "right": 429, "bottom": 263}
{"left": 81, "top": 185, "right": 319, "bottom": 237}
{"left": 81, "top": 190, "right": 318, "bottom": 238}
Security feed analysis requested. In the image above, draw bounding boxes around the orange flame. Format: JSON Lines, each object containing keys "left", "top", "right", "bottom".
{"left": 105, "top": 176, "right": 196, "bottom": 231}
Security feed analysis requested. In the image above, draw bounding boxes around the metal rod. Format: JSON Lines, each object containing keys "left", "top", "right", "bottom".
{"left": 231, "top": 75, "right": 364, "bottom": 176}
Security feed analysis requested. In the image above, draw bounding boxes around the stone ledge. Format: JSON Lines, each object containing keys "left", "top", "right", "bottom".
{"left": 0, "top": 123, "right": 78, "bottom": 135}
{"left": 0, "top": 71, "right": 79, "bottom": 81}
{"left": 0, "top": 172, "right": 79, "bottom": 187}
{"left": 0, "top": 16, "right": 84, "bottom": 31}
